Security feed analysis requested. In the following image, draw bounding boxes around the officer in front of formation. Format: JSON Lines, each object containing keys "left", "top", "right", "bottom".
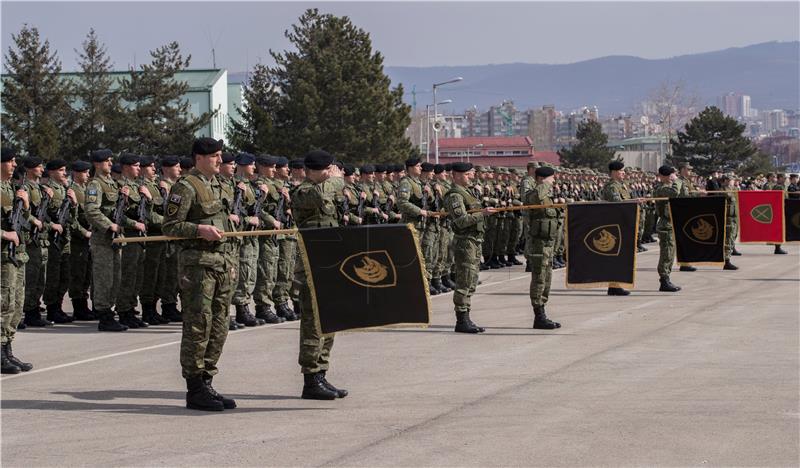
{"left": 653, "top": 165, "right": 682, "bottom": 292}
{"left": 601, "top": 160, "right": 632, "bottom": 296}
{"left": 162, "top": 137, "right": 237, "bottom": 412}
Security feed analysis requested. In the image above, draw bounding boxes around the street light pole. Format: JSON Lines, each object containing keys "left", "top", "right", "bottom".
{"left": 433, "top": 77, "right": 463, "bottom": 164}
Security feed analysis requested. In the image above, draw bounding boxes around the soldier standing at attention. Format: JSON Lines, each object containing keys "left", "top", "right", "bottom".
{"left": 653, "top": 166, "right": 681, "bottom": 292}
{"left": 443, "top": 162, "right": 496, "bottom": 334}
{"left": 771, "top": 173, "right": 789, "bottom": 255}
{"left": 22, "top": 156, "right": 54, "bottom": 327}
{"left": 525, "top": 166, "right": 562, "bottom": 329}
{"left": 84, "top": 149, "right": 130, "bottom": 332}
{"left": 292, "top": 150, "right": 348, "bottom": 400}
{"left": 157, "top": 156, "right": 184, "bottom": 323}
{"left": 719, "top": 174, "right": 740, "bottom": 270}
{"left": 67, "top": 160, "right": 95, "bottom": 321}
{"left": 138, "top": 155, "right": 170, "bottom": 325}
{"left": 676, "top": 162, "right": 700, "bottom": 272}
{"left": 163, "top": 138, "right": 237, "bottom": 412}
{"left": 42, "top": 159, "right": 77, "bottom": 324}
{"left": 602, "top": 160, "right": 632, "bottom": 296}
{"left": 271, "top": 156, "right": 299, "bottom": 322}
{"left": 2, "top": 147, "right": 34, "bottom": 373}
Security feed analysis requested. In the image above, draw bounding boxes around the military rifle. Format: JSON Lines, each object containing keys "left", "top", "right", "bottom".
{"left": 250, "top": 185, "right": 265, "bottom": 231}
{"left": 30, "top": 183, "right": 51, "bottom": 243}
{"left": 111, "top": 190, "right": 128, "bottom": 250}
{"left": 6, "top": 174, "right": 29, "bottom": 267}
{"left": 421, "top": 184, "right": 429, "bottom": 230}
{"left": 356, "top": 188, "right": 366, "bottom": 220}
{"left": 50, "top": 176, "right": 75, "bottom": 252}
{"left": 372, "top": 190, "right": 385, "bottom": 224}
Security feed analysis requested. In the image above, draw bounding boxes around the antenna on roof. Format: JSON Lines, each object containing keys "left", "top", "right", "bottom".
{"left": 212, "top": 48, "right": 216, "bottom": 68}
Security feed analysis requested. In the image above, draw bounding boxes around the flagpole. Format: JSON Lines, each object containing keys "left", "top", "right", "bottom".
{"left": 461, "top": 198, "right": 671, "bottom": 214}
{"left": 112, "top": 228, "right": 299, "bottom": 244}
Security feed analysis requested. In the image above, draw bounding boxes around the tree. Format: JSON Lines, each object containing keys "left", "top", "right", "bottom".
{"left": 116, "top": 42, "right": 213, "bottom": 155}
{"left": 557, "top": 120, "right": 616, "bottom": 170}
{"left": 226, "top": 64, "right": 280, "bottom": 153}
{"left": 66, "top": 28, "right": 123, "bottom": 158}
{"left": 1, "top": 25, "right": 72, "bottom": 159}
{"left": 248, "top": 9, "right": 412, "bottom": 163}
{"left": 670, "top": 106, "right": 757, "bottom": 175}
{"left": 738, "top": 151, "right": 778, "bottom": 177}
{"left": 640, "top": 79, "right": 700, "bottom": 154}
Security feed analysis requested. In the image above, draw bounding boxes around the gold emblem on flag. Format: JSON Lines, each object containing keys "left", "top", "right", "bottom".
{"left": 584, "top": 225, "right": 622, "bottom": 256}
{"left": 683, "top": 214, "right": 719, "bottom": 245}
{"left": 340, "top": 250, "right": 398, "bottom": 288}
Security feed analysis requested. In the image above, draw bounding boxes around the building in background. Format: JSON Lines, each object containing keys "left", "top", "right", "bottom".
{"left": 718, "top": 92, "right": 752, "bottom": 118}
{"left": 432, "top": 136, "right": 544, "bottom": 167}
{"left": 608, "top": 136, "right": 668, "bottom": 172}
{"left": 530, "top": 105, "right": 557, "bottom": 151}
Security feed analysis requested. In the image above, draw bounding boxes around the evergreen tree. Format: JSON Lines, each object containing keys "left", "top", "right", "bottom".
{"left": 263, "top": 9, "right": 412, "bottom": 163}
{"left": 1, "top": 25, "right": 72, "bottom": 159}
{"left": 226, "top": 64, "right": 279, "bottom": 153}
{"left": 117, "top": 42, "right": 213, "bottom": 155}
{"left": 738, "top": 151, "right": 777, "bottom": 177}
{"left": 67, "top": 28, "right": 122, "bottom": 158}
{"left": 669, "top": 106, "right": 757, "bottom": 175}
{"left": 557, "top": 120, "right": 616, "bottom": 170}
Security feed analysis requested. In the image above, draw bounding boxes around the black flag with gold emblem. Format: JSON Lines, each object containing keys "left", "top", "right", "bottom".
{"left": 297, "top": 224, "right": 430, "bottom": 334}
{"left": 785, "top": 199, "right": 800, "bottom": 242}
{"left": 566, "top": 202, "right": 639, "bottom": 288}
{"left": 668, "top": 196, "right": 727, "bottom": 266}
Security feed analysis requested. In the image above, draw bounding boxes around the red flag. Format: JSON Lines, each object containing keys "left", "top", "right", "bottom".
{"left": 737, "top": 190, "right": 785, "bottom": 243}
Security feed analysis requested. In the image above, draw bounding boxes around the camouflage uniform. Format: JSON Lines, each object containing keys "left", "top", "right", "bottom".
{"left": 116, "top": 176, "right": 150, "bottom": 317}
{"left": 653, "top": 180, "right": 681, "bottom": 278}
{"left": 68, "top": 181, "right": 93, "bottom": 306}
{"left": 137, "top": 177, "right": 166, "bottom": 312}
{"left": 252, "top": 176, "right": 281, "bottom": 309}
{"left": 397, "top": 174, "right": 435, "bottom": 284}
{"left": 42, "top": 179, "right": 76, "bottom": 315}
{"left": 23, "top": 180, "right": 50, "bottom": 319}
{"left": 272, "top": 178, "right": 297, "bottom": 308}
{"left": 2, "top": 179, "right": 29, "bottom": 345}
{"left": 525, "top": 181, "right": 558, "bottom": 307}
{"left": 230, "top": 175, "right": 259, "bottom": 307}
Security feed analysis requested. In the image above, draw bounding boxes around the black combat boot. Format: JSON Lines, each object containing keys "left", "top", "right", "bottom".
{"left": 319, "top": 371, "right": 348, "bottom": 398}
{"left": 637, "top": 244, "right": 648, "bottom": 253}
{"left": 774, "top": 245, "right": 788, "bottom": 255}
{"left": 203, "top": 376, "right": 237, "bottom": 409}
{"left": 292, "top": 300, "right": 302, "bottom": 317}
{"left": 442, "top": 275, "right": 457, "bottom": 290}
{"left": 16, "top": 322, "right": 26, "bottom": 330}
{"left": 432, "top": 278, "right": 450, "bottom": 293}
{"left": 186, "top": 376, "right": 224, "bottom": 411}
{"left": 5, "top": 343, "right": 32, "bottom": 371}
{"left": 24, "top": 308, "right": 51, "bottom": 327}
{"left": 679, "top": 265, "right": 697, "bottom": 272}
{"left": 659, "top": 277, "right": 681, "bottom": 292}
{"left": 235, "top": 304, "right": 258, "bottom": 327}
{"left": 46, "top": 303, "right": 73, "bottom": 324}
{"left": 731, "top": 248, "right": 742, "bottom": 256}
{"left": 479, "top": 262, "right": 488, "bottom": 271}
{"left": 117, "top": 310, "right": 141, "bottom": 329}
{"left": 723, "top": 260, "right": 739, "bottom": 270}
{"left": 454, "top": 311, "right": 485, "bottom": 334}
{"left": 533, "top": 305, "right": 561, "bottom": 329}
{"left": 141, "top": 303, "right": 160, "bottom": 325}
{"left": 275, "top": 303, "right": 298, "bottom": 322}
{"left": 301, "top": 372, "right": 338, "bottom": 400}
{"left": 229, "top": 317, "right": 240, "bottom": 330}
{"left": 607, "top": 287, "right": 630, "bottom": 296}
{"left": 491, "top": 256, "right": 504, "bottom": 269}
{"left": 428, "top": 281, "right": 441, "bottom": 296}
{"left": 255, "top": 305, "right": 283, "bottom": 324}
{"left": 525, "top": 262, "right": 531, "bottom": 272}
{"left": 161, "top": 303, "right": 182, "bottom": 322}
{"left": 508, "top": 255, "right": 523, "bottom": 266}
{"left": 1, "top": 345, "right": 21, "bottom": 374}
{"left": 97, "top": 310, "right": 128, "bottom": 332}
{"left": 71, "top": 298, "right": 95, "bottom": 320}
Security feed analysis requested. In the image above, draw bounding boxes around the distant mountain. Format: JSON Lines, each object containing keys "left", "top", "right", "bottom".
{"left": 382, "top": 41, "right": 800, "bottom": 114}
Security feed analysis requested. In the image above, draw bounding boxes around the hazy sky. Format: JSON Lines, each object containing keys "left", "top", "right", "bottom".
{"left": 2, "top": 1, "right": 798, "bottom": 72}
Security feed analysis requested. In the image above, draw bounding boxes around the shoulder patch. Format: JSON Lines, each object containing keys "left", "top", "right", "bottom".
{"left": 169, "top": 193, "right": 182, "bottom": 204}
{"left": 87, "top": 187, "right": 98, "bottom": 196}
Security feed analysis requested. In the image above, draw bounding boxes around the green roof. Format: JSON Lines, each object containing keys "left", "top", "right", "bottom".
{"left": 4, "top": 68, "right": 225, "bottom": 93}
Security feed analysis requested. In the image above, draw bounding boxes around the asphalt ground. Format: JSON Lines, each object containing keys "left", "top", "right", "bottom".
{"left": 1, "top": 242, "right": 798, "bottom": 467}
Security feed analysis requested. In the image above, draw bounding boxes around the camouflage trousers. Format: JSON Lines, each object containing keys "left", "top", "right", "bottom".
{"left": 159, "top": 243, "right": 180, "bottom": 305}
{"left": 89, "top": 233, "right": 121, "bottom": 311}
{"left": 528, "top": 237, "right": 554, "bottom": 307}
{"left": 68, "top": 236, "right": 92, "bottom": 301}
{"left": 231, "top": 237, "right": 258, "bottom": 306}
{"left": 494, "top": 216, "right": 511, "bottom": 257}
{"left": 553, "top": 218, "right": 565, "bottom": 257}
{"left": 139, "top": 241, "right": 165, "bottom": 306}
{"left": 2, "top": 260, "right": 26, "bottom": 345}
{"left": 432, "top": 226, "right": 453, "bottom": 277}
{"left": 23, "top": 243, "right": 47, "bottom": 312}
{"left": 453, "top": 236, "right": 482, "bottom": 313}
{"left": 482, "top": 216, "right": 498, "bottom": 260}
{"left": 117, "top": 242, "right": 145, "bottom": 312}
{"left": 178, "top": 252, "right": 235, "bottom": 379}
{"left": 254, "top": 237, "right": 279, "bottom": 307}
{"left": 725, "top": 219, "right": 738, "bottom": 260}
{"left": 43, "top": 243, "right": 70, "bottom": 307}
{"left": 421, "top": 225, "right": 440, "bottom": 282}
{"left": 294, "top": 251, "right": 334, "bottom": 374}
{"left": 657, "top": 227, "right": 675, "bottom": 278}
{"left": 272, "top": 236, "right": 297, "bottom": 306}
{"left": 506, "top": 215, "right": 523, "bottom": 256}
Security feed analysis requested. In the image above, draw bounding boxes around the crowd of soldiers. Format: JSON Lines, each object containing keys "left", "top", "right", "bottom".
{"left": 2, "top": 141, "right": 798, "bottom": 409}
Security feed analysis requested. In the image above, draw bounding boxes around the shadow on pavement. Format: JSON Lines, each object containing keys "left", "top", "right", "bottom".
{"left": 1, "top": 399, "right": 328, "bottom": 416}
{"left": 52, "top": 390, "right": 297, "bottom": 401}
{"left": 20, "top": 322, "right": 181, "bottom": 335}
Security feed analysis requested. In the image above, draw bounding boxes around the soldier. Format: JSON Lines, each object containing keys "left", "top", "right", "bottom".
{"left": 771, "top": 173, "right": 788, "bottom": 255}
{"left": 292, "top": 150, "right": 348, "bottom": 400}
{"left": 341, "top": 165, "right": 365, "bottom": 226}
{"left": 163, "top": 137, "right": 237, "bottom": 412}
{"left": 720, "top": 174, "right": 740, "bottom": 270}
{"left": 217, "top": 152, "right": 249, "bottom": 331}
{"left": 504, "top": 169, "right": 524, "bottom": 266}
{"left": 520, "top": 162, "right": 538, "bottom": 272}
{"left": 22, "top": 156, "right": 55, "bottom": 327}
{"left": 2, "top": 147, "right": 34, "bottom": 373}
{"left": 602, "top": 160, "right": 633, "bottom": 296}
{"left": 138, "top": 155, "right": 170, "bottom": 325}
{"left": 252, "top": 155, "right": 284, "bottom": 324}
{"left": 68, "top": 160, "right": 95, "bottom": 321}
{"left": 42, "top": 159, "right": 77, "bottom": 324}
{"left": 157, "top": 156, "right": 183, "bottom": 322}
{"left": 84, "top": 149, "right": 130, "bottom": 332}
{"left": 397, "top": 158, "right": 438, "bottom": 294}
{"left": 525, "top": 166, "right": 562, "bottom": 329}
{"left": 788, "top": 174, "right": 799, "bottom": 199}
{"left": 653, "top": 166, "right": 682, "bottom": 292}
{"left": 272, "top": 156, "right": 299, "bottom": 322}
{"left": 444, "top": 162, "right": 496, "bottom": 333}
{"left": 432, "top": 164, "right": 457, "bottom": 291}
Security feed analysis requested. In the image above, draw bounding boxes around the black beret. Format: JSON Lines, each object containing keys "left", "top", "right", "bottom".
{"left": 119, "top": 153, "right": 140, "bottom": 166}
{"left": 235, "top": 152, "right": 255, "bottom": 165}
{"left": 221, "top": 152, "right": 236, "bottom": 164}
{"left": 161, "top": 155, "right": 180, "bottom": 167}
{"left": 405, "top": 157, "right": 421, "bottom": 167}
{"left": 289, "top": 158, "right": 305, "bottom": 169}
{"left": 658, "top": 165, "right": 675, "bottom": 176}
{"left": 275, "top": 156, "right": 289, "bottom": 168}
{"left": 392, "top": 164, "right": 403, "bottom": 172}
{"left": 179, "top": 157, "right": 195, "bottom": 170}
{"left": 71, "top": 160, "right": 92, "bottom": 172}
{"left": 304, "top": 150, "right": 334, "bottom": 170}
{"left": 23, "top": 157, "right": 43, "bottom": 169}
{"left": 343, "top": 164, "right": 356, "bottom": 176}
{"left": 360, "top": 165, "right": 375, "bottom": 174}
{"left": 45, "top": 159, "right": 68, "bottom": 171}
{"left": 256, "top": 155, "right": 278, "bottom": 166}
{"left": 1, "top": 147, "right": 17, "bottom": 162}
{"left": 192, "top": 137, "right": 224, "bottom": 156}
{"left": 111, "top": 163, "right": 122, "bottom": 174}
{"left": 334, "top": 160, "right": 344, "bottom": 170}
{"left": 535, "top": 166, "right": 555, "bottom": 178}
{"left": 434, "top": 164, "right": 445, "bottom": 174}
{"left": 90, "top": 149, "right": 113, "bottom": 162}
{"left": 608, "top": 160, "right": 625, "bottom": 171}
{"left": 421, "top": 162, "right": 435, "bottom": 172}
{"left": 444, "top": 163, "right": 453, "bottom": 171}
{"left": 139, "top": 155, "right": 156, "bottom": 167}
{"left": 375, "top": 164, "right": 387, "bottom": 173}
{"left": 451, "top": 162, "right": 473, "bottom": 173}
